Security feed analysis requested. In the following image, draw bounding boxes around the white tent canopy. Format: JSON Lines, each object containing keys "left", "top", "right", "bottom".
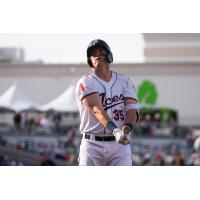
{"left": 0, "top": 84, "right": 41, "bottom": 112}
{"left": 42, "top": 84, "right": 78, "bottom": 112}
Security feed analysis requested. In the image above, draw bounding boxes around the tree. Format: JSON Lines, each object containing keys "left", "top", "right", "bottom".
{"left": 137, "top": 80, "right": 158, "bottom": 105}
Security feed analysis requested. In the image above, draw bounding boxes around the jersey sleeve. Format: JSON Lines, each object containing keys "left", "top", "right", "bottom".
{"left": 76, "top": 75, "right": 98, "bottom": 101}
{"left": 123, "top": 78, "right": 140, "bottom": 122}
{"left": 123, "top": 78, "right": 137, "bottom": 100}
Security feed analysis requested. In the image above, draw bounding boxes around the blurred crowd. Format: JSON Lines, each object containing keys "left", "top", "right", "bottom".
{"left": 0, "top": 153, "right": 24, "bottom": 166}
{"left": 132, "top": 140, "right": 200, "bottom": 166}
{"left": 0, "top": 111, "right": 200, "bottom": 166}
{"left": 0, "top": 127, "right": 79, "bottom": 166}
{"left": 13, "top": 111, "right": 64, "bottom": 134}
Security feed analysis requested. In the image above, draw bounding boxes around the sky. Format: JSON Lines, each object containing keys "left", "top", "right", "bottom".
{"left": 0, "top": 33, "right": 145, "bottom": 64}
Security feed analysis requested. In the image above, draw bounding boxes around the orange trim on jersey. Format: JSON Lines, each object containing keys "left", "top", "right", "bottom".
{"left": 79, "top": 83, "right": 86, "bottom": 92}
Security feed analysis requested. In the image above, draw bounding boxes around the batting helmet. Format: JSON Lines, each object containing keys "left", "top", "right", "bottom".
{"left": 87, "top": 39, "right": 113, "bottom": 67}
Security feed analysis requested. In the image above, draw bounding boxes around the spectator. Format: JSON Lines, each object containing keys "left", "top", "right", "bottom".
{"left": 188, "top": 153, "right": 200, "bottom": 166}
{"left": 153, "top": 153, "right": 165, "bottom": 166}
{"left": 186, "top": 132, "right": 195, "bottom": 149}
{"left": 13, "top": 112, "right": 22, "bottom": 131}
{"left": 142, "top": 153, "right": 151, "bottom": 165}
{"left": 140, "top": 114, "right": 152, "bottom": 136}
{"left": 10, "top": 157, "right": 24, "bottom": 166}
{"left": 172, "top": 154, "right": 185, "bottom": 166}
{"left": 0, "top": 136, "right": 6, "bottom": 146}
{"left": 40, "top": 153, "right": 55, "bottom": 166}
{"left": 53, "top": 112, "right": 62, "bottom": 133}
{"left": 0, "top": 153, "right": 10, "bottom": 166}
{"left": 154, "top": 112, "right": 161, "bottom": 123}
{"left": 30, "top": 117, "right": 36, "bottom": 133}
{"left": 40, "top": 113, "right": 50, "bottom": 128}
{"left": 66, "top": 130, "right": 75, "bottom": 148}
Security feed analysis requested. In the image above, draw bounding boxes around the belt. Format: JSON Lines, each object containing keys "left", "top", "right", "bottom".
{"left": 83, "top": 134, "right": 116, "bottom": 142}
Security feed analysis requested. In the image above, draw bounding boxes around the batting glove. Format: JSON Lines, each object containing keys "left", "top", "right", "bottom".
{"left": 113, "top": 128, "right": 130, "bottom": 145}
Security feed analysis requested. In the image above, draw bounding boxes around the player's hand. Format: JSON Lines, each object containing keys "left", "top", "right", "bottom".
{"left": 122, "top": 125, "right": 132, "bottom": 142}
{"left": 122, "top": 125, "right": 132, "bottom": 135}
{"left": 113, "top": 128, "right": 130, "bottom": 145}
{"left": 122, "top": 125, "right": 131, "bottom": 139}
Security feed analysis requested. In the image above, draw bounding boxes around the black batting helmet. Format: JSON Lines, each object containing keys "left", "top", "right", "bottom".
{"left": 87, "top": 39, "right": 113, "bottom": 67}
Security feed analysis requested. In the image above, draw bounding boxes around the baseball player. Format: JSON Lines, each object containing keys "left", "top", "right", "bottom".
{"left": 75, "top": 39, "right": 139, "bottom": 166}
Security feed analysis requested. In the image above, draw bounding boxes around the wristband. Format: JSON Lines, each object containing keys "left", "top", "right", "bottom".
{"left": 124, "top": 123, "right": 133, "bottom": 132}
{"left": 106, "top": 121, "right": 117, "bottom": 132}
{"left": 125, "top": 103, "right": 138, "bottom": 112}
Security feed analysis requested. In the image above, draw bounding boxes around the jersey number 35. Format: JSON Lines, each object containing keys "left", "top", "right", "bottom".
{"left": 113, "top": 109, "right": 124, "bottom": 121}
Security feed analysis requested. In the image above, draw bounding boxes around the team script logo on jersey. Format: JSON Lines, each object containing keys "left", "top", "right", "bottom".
{"left": 99, "top": 92, "right": 124, "bottom": 111}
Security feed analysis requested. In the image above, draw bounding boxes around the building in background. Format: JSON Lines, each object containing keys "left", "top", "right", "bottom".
{"left": 0, "top": 47, "right": 24, "bottom": 64}
{"left": 0, "top": 34, "right": 200, "bottom": 126}
{"left": 143, "top": 33, "right": 200, "bottom": 63}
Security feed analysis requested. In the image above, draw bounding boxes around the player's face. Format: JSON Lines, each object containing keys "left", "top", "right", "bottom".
{"left": 90, "top": 47, "right": 108, "bottom": 68}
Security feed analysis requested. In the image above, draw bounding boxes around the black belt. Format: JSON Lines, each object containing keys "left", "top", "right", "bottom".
{"left": 83, "top": 134, "right": 116, "bottom": 141}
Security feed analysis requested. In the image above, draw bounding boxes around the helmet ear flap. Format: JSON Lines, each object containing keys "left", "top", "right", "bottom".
{"left": 107, "top": 52, "right": 113, "bottom": 63}
{"left": 88, "top": 58, "right": 93, "bottom": 67}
